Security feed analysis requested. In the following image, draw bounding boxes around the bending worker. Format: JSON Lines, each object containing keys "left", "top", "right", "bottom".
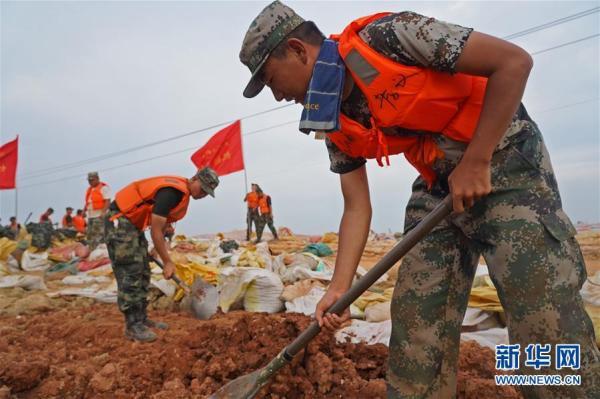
{"left": 105, "top": 168, "right": 219, "bottom": 342}
{"left": 239, "top": 2, "right": 600, "bottom": 398}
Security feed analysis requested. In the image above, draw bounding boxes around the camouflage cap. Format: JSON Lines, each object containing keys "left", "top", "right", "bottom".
{"left": 196, "top": 167, "right": 219, "bottom": 197}
{"left": 239, "top": 1, "right": 305, "bottom": 98}
{"left": 87, "top": 171, "right": 99, "bottom": 179}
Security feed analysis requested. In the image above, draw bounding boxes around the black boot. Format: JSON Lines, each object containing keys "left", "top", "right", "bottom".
{"left": 141, "top": 302, "right": 168, "bottom": 330}
{"left": 124, "top": 305, "right": 157, "bottom": 342}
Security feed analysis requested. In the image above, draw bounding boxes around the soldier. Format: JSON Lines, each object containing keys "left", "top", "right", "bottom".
{"left": 240, "top": 2, "right": 600, "bottom": 398}
{"left": 243, "top": 183, "right": 261, "bottom": 241}
{"left": 39, "top": 207, "right": 54, "bottom": 224}
{"left": 62, "top": 207, "right": 74, "bottom": 229}
{"left": 256, "top": 189, "right": 278, "bottom": 242}
{"left": 84, "top": 172, "right": 110, "bottom": 250}
{"left": 104, "top": 168, "right": 219, "bottom": 342}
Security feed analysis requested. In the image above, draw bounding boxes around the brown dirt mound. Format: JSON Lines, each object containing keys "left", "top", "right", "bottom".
{"left": 0, "top": 304, "right": 521, "bottom": 398}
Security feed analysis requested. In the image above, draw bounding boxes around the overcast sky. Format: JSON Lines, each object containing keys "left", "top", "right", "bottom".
{"left": 1, "top": 1, "right": 598, "bottom": 235}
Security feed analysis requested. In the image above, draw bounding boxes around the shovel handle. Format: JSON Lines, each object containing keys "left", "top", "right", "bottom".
{"left": 284, "top": 195, "right": 453, "bottom": 358}
{"left": 150, "top": 256, "right": 191, "bottom": 294}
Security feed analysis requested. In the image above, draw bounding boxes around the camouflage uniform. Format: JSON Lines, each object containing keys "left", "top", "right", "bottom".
{"left": 322, "top": 12, "right": 600, "bottom": 399}
{"left": 257, "top": 212, "right": 278, "bottom": 241}
{"left": 87, "top": 216, "right": 105, "bottom": 250}
{"left": 104, "top": 208, "right": 151, "bottom": 314}
{"left": 247, "top": 208, "right": 261, "bottom": 241}
{"left": 239, "top": 4, "right": 600, "bottom": 397}
{"left": 26, "top": 222, "right": 54, "bottom": 250}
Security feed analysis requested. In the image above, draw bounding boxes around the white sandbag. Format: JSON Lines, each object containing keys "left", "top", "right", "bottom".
{"left": 0, "top": 275, "right": 47, "bottom": 290}
{"left": 254, "top": 242, "right": 273, "bottom": 270}
{"left": 365, "top": 301, "right": 391, "bottom": 322}
{"left": 461, "top": 327, "right": 509, "bottom": 350}
{"left": 62, "top": 274, "right": 111, "bottom": 285}
{"left": 218, "top": 267, "right": 283, "bottom": 313}
{"left": 581, "top": 271, "right": 600, "bottom": 306}
{"left": 47, "top": 281, "right": 118, "bottom": 303}
{"left": 88, "top": 244, "right": 109, "bottom": 261}
{"left": 21, "top": 250, "right": 51, "bottom": 271}
{"left": 285, "top": 286, "right": 362, "bottom": 318}
{"left": 285, "top": 286, "right": 326, "bottom": 315}
{"left": 151, "top": 277, "right": 177, "bottom": 297}
{"left": 280, "top": 279, "right": 325, "bottom": 302}
{"left": 6, "top": 255, "right": 21, "bottom": 273}
{"left": 282, "top": 266, "right": 333, "bottom": 284}
{"left": 336, "top": 319, "right": 392, "bottom": 346}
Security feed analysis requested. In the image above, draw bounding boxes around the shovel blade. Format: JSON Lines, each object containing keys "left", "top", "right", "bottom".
{"left": 209, "top": 368, "right": 263, "bottom": 399}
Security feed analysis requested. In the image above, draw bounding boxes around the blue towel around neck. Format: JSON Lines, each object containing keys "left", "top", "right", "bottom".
{"left": 299, "top": 39, "right": 345, "bottom": 134}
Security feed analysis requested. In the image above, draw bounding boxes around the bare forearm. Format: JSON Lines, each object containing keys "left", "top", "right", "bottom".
{"left": 330, "top": 207, "right": 371, "bottom": 292}
{"left": 151, "top": 229, "right": 172, "bottom": 264}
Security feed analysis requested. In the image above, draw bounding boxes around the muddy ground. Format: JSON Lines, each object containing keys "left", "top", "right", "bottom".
{"left": 0, "top": 305, "right": 521, "bottom": 399}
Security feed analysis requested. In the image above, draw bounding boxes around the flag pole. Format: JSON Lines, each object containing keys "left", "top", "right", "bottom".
{"left": 240, "top": 120, "right": 249, "bottom": 194}
{"left": 14, "top": 136, "right": 19, "bottom": 220}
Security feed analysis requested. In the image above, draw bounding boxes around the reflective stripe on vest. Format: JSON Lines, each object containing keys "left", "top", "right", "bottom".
{"left": 329, "top": 12, "right": 487, "bottom": 186}
{"left": 113, "top": 176, "right": 191, "bottom": 231}
{"left": 85, "top": 182, "right": 108, "bottom": 211}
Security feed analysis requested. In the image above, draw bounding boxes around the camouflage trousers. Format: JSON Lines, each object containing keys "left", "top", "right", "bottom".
{"left": 246, "top": 208, "right": 260, "bottom": 241}
{"left": 104, "top": 210, "right": 150, "bottom": 313}
{"left": 257, "top": 212, "right": 278, "bottom": 241}
{"left": 87, "top": 216, "right": 105, "bottom": 250}
{"left": 387, "top": 122, "right": 600, "bottom": 398}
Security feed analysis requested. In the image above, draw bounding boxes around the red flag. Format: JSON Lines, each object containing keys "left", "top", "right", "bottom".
{"left": 191, "top": 120, "right": 244, "bottom": 176}
{"left": 0, "top": 136, "right": 18, "bottom": 190}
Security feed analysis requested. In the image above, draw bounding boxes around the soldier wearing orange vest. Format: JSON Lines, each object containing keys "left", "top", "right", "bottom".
{"left": 72, "top": 209, "right": 87, "bottom": 234}
{"left": 243, "top": 183, "right": 261, "bottom": 241}
{"left": 256, "top": 189, "right": 278, "bottom": 242}
{"left": 105, "top": 168, "right": 219, "bottom": 342}
{"left": 61, "top": 207, "right": 74, "bottom": 229}
{"left": 84, "top": 171, "right": 111, "bottom": 250}
{"left": 240, "top": 2, "right": 600, "bottom": 397}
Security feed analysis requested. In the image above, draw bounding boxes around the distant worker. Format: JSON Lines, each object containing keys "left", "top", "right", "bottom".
{"left": 72, "top": 209, "right": 87, "bottom": 234}
{"left": 84, "top": 171, "right": 110, "bottom": 249}
{"left": 256, "top": 190, "right": 278, "bottom": 242}
{"left": 62, "top": 207, "right": 74, "bottom": 229}
{"left": 39, "top": 208, "right": 54, "bottom": 224}
{"left": 105, "top": 168, "right": 219, "bottom": 342}
{"left": 243, "top": 183, "right": 261, "bottom": 241}
{"left": 7, "top": 216, "right": 21, "bottom": 236}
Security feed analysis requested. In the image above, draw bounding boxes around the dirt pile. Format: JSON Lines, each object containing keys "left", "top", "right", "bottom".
{"left": 0, "top": 305, "right": 521, "bottom": 398}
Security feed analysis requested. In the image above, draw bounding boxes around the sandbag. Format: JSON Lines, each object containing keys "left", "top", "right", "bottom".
{"left": 280, "top": 279, "right": 325, "bottom": 302}
{"left": 364, "top": 301, "right": 391, "bottom": 322}
{"left": 88, "top": 244, "right": 109, "bottom": 261}
{"left": 335, "top": 319, "right": 391, "bottom": 346}
{"left": 21, "top": 249, "right": 51, "bottom": 271}
{"left": 78, "top": 258, "right": 111, "bottom": 272}
{"left": 303, "top": 243, "right": 333, "bottom": 257}
{"left": 0, "top": 275, "right": 47, "bottom": 290}
{"left": 218, "top": 267, "right": 283, "bottom": 313}
{"left": 0, "top": 237, "right": 17, "bottom": 261}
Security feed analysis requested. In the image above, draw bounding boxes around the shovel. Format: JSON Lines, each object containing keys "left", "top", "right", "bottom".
{"left": 150, "top": 256, "right": 218, "bottom": 320}
{"left": 209, "top": 195, "right": 453, "bottom": 399}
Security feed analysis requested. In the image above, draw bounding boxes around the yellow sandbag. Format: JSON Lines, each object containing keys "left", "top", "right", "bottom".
{"left": 468, "top": 286, "right": 503, "bottom": 312}
{"left": 353, "top": 287, "right": 393, "bottom": 311}
{"left": 172, "top": 262, "right": 219, "bottom": 301}
{"left": 321, "top": 232, "right": 338, "bottom": 243}
{"left": 237, "top": 249, "right": 266, "bottom": 268}
{"left": 0, "top": 238, "right": 17, "bottom": 261}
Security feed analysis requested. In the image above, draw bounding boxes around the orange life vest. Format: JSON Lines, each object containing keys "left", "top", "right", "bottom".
{"left": 246, "top": 192, "right": 259, "bottom": 209}
{"left": 72, "top": 215, "right": 86, "bottom": 233}
{"left": 62, "top": 215, "right": 73, "bottom": 228}
{"left": 113, "top": 176, "right": 191, "bottom": 231}
{"left": 85, "top": 182, "right": 108, "bottom": 211}
{"left": 259, "top": 195, "right": 271, "bottom": 214}
{"left": 329, "top": 12, "right": 487, "bottom": 186}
